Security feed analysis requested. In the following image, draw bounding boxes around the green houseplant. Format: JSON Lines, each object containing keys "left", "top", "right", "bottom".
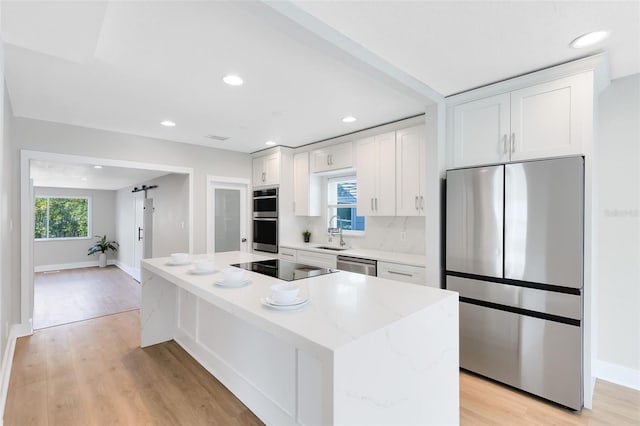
{"left": 302, "top": 230, "right": 311, "bottom": 243}
{"left": 88, "top": 235, "right": 119, "bottom": 267}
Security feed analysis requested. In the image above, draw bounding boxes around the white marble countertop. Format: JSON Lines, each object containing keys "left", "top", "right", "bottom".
{"left": 142, "top": 251, "right": 455, "bottom": 357}
{"left": 279, "top": 242, "right": 427, "bottom": 267}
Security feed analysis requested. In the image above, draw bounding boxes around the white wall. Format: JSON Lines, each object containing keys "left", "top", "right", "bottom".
{"left": 9, "top": 118, "right": 251, "bottom": 326}
{"left": 116, "top": 173, "right": 189, "bottom": 272}
{"left": 33, "top": 187, "right": 116, "bottom": 268}
{"left": 595, "top": 73, "right": 640, "bottom": 387}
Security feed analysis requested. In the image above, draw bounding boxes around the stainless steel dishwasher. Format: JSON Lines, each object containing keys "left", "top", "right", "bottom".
{"left": 336, "top": 255, "right": 377, "bottom": 276}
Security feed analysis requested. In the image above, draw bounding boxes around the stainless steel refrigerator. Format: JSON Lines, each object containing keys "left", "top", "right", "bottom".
{"left": 445, "top": 156, "right": 584, "bottom": 410}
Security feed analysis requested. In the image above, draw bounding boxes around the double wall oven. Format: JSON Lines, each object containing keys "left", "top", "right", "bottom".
{"left": 252, "top": 188, "right": 278, "bottom": 253}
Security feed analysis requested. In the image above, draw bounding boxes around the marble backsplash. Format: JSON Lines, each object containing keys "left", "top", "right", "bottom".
{"left": 289, "top": 215, "right": 426, "bottom": 255}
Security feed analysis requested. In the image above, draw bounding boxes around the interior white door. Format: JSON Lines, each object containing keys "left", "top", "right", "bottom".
{"left": 133, "top": 197, "right": 154, "bottom": 281}
{"left": 208, "top": 181, "right": 248, "bottom": 253}
{"left": 132, "top": 196, "right": 144, "bottom": 281}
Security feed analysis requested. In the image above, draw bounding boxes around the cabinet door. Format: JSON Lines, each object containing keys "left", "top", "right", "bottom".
{"left": 309, "top": 148, "right": 330, "bottom": 173}
{"left": 296, "top": 250, "right": 337, "bottom": 269}
{"left": 510, "top": 73, "right": 589, "bottom": 161}
{"left": 396, "top": 125, "right": 425, "bottom": 216}
{"left": 329, "top": 142, "right": 353, "bottom": 170}
{"left": 355, "top": 137, "right": 376, "bottom": 216}
{"left": 263, "top": 153, "right": 280, "bottom": 186}
{"left": 452, "top": 93, "right": 510, "bottom": 168}
{"left": 293, "top": 152, "right": 320, "bottom": 216}
{"left": 374, "top": 132, "right": 396, "bottom": 216}
{"left": 252, "top": 157, "right": 265, "bottom": 186}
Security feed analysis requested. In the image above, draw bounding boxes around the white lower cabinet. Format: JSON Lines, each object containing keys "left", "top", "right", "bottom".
{"left": 279, "top": 247, "right": 297, "bottom": 261}
{"left": 377, "top": 261, "right": 426, "bottom": 285}
{"left": 296, "top": 249, "right": 337, "bottom": 269}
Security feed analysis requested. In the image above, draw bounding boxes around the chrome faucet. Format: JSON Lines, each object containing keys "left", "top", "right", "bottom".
{"left": 327, "top": 215, "right": 346, "bottom": 247}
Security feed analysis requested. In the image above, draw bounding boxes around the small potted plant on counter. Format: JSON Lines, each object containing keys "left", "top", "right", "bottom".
{"left": 302, "top": 230, "right": 311, "bottom": 243}
{"left": 88, "top": 234, "right": 119, "bottom": 267}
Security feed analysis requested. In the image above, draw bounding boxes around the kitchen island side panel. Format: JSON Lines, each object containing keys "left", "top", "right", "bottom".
{"left": 140, "top": 268, "right": 177, "bottom": 347}
{"left": 333, "top": 294, "right": 459, "bottom": 426}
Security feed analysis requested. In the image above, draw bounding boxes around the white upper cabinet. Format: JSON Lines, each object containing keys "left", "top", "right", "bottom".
{"left": 293, "top": 152, "right": 321, "bottom": 216}
{"left": 509, "top": 74, "right": 589, "bottom": 162}
{"left": 396, "top": 125, "right": 426, "bottom": 216}
{"left": 253, "top": 152, "right": 280, "bottom": 187}
{"left": 356, "top": 132, "right": 396, "bottom": 216}
{"left": 452, "top": 93, "right": 510, "bottom": 167}
{"left": 449, "top": 72, "right": 591, "bottom": 168}
{"left": 310, "top": 141, "right": 353, "bottom": 173}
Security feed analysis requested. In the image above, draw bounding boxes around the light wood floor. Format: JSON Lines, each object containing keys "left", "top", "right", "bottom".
{"left": 34, "top": 266, "right": 140, "bottom": 329}
{"left": 5, "top": 310, "right": 640, "bottom": 425}
{"left": 5, "top": 310, "right": 263, "bottom": 426}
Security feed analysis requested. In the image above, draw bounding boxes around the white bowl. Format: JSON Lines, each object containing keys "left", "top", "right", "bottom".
{"left": 193, "top": 260, "right": 215, "bottom": 272}
{"left": 223, "top": 267, "right": 245, "bottom": 283}
{"left": 270, "top": 283, "right": 300, "bottom": 304}
{"left": 170, "top": 253, "right": 189, "bottom": 264}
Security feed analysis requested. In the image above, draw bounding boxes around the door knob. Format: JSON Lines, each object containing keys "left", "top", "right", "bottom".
{"left": 241, "top": 238, "right": 247, "bottom": 243}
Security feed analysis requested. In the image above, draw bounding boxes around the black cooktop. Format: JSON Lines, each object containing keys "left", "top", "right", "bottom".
{"left": 230, "top": 259, "right": 338, "bottom": 281}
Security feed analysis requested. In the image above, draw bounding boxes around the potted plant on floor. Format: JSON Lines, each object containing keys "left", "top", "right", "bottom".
{"left": 88, "top": 235, "right": 119, "bottom": 267}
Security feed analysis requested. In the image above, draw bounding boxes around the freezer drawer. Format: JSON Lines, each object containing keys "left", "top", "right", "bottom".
{"left": 447, "top": 275, "right": 582, "bottom": 320}
{"left": 459, "top": 301, "right": 582, "bottom": 410}
{"left": 446, "top": 165, "right": 504, "bottom": 278}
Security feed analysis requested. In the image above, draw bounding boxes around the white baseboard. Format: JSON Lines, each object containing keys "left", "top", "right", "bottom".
{"left": 0, "top": 325, "right": 23, "bottom": 424}
{"left": 114, "top": 261, "right": 139, "bottom": 281}
{"left": 34, "top": 259, "right": 117, "bottom": 272}
{"left": 594, "top": 359, "right": 640, "bottom": 391}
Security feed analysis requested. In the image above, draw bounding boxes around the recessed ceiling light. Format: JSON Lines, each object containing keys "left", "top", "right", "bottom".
{"left": 223, "top": 74, "right": 244, "bottom": 86}
{"left": 93, "top": 165, "right": 102, "bottom": 169}
{"left": 160, "top": 120, "right": 176, "bottom": 127}
{"left": 570, "top": 30, "right": 609, "bottom": 49}
{"left": 265, "top": 140, "right": 277, "bottom": 146}
{"left": 342, "top": 116, "right": 357, "bottom": 123}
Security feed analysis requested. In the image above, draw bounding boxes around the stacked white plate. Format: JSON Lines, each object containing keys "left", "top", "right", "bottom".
{"left": 260, "top": 295, "right": 309, "bottom": 310}
{"left": 215, "top": 278, "right": 251, "bottom": 288}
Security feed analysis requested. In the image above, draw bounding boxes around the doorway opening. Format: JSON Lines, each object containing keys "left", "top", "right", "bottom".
{"left": 21, "top": 150, "right": 193, "bottom": 333}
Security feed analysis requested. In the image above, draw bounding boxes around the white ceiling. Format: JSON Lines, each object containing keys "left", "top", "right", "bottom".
{"left": 2, "top": 1, "right": 639, "bottom": 154}
{"left": 30, "top": 160, "right": 170, "bottom": 191}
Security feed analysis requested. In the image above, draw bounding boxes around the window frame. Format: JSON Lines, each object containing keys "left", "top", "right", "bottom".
{"left": 34, "top": 195, "right": 92, "bottom": 241}
{"left": 327, "top": 175, "right": 365, "bottom": 236}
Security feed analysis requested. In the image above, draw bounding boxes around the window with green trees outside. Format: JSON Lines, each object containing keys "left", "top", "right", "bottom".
{"left": 34, "top": 196, "right": 90, "bottom": 240}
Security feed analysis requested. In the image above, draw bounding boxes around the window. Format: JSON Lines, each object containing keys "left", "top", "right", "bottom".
{"left": 327, "top": 176, "right": 365, "bottom": 233}
{"left": 35, "top": 196, "right": 90, "bottom": 240}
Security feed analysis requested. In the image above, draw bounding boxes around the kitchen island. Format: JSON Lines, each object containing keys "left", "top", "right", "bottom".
{"left": 141, "top": 251, "right": 459, "bottom": 425}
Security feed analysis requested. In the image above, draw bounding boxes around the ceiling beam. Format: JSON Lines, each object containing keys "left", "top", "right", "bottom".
{"left": 251, "top": 1, "right": 443, "bottom": 104}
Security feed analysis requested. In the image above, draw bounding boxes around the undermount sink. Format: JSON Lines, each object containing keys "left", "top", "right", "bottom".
{"left": 316, "top": 246, "right": 348, "bottom": 251}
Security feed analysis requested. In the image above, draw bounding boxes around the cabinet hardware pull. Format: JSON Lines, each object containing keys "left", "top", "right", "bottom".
{"left": 420, "top": 195, "right": 424, "bottom": 210}
{"left": 388, "top": 270, "right": 413, "bottom": 277}
{"left": 503, "top": 134, "right": 508, "bottom": 154}
{"left": 138, "top": 227, "right": 143, "bottom": 241}
{"left": 375, "top": 198, "right": 378, "bottom": 211}
{"left": 327, "top": 155, "right": 330, "bottom": 166}
{"left": 511, "top": 132, "right": 515, "bottom": 153}
{"left": 262, "top": 171, "right": 266, "bottom": 182}
{"left": 371, "top": 198, "right": 374, "bottom": 211}
{"left": 415, "top": 196, "right": 419, "bottom": 210}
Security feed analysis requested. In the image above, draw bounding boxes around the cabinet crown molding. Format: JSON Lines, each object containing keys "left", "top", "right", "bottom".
{"left": 445, "top": 53, "right": 610, "bottom": 106}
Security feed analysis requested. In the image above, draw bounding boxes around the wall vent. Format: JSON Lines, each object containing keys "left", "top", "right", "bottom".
{"left": 204, "top": 134, "right": 230, "bottom": 141}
